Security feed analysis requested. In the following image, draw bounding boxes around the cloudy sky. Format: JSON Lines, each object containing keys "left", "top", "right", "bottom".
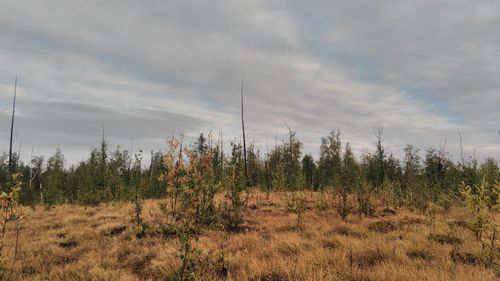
{"left": 0, "top": 0, "right": 499, "bottom": 164}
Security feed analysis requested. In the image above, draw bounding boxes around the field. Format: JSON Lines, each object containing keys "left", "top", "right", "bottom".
{"left": 2, "top": 191, "right": 499, "bottom": 281}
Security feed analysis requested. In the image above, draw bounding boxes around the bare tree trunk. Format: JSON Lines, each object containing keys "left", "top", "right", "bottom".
{"left": 220, "top": 129, "right": 224, "bottom": 177}
{"left": 149, "top": 150, "right": 154, "bottom": 195}
{"left": 17, "top": 138, "right": 22, "bottom": 167}
{"left": 241, "top": 78, "right": 248, "bottom": 181}
{"left": 375, "top": 125, "right": 385, "bottom": 187}
{"left": 29, "top": 147, "right": 34, "bottom": 189}
{"left": 458, "top": 128, "right": 465, "bottom": 166}
{"left": 284, "top": 122, "right": 294, "bottom": 190}
{"left": 284, "top": 122, "right": 293, "bottom": 158}
{"left": 9, "top": 75, "right": 18, "bottom": 174}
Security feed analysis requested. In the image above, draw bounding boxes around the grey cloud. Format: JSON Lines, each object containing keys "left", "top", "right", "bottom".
{"left": 0, "top": 0, "right": 498, "bottom": 164}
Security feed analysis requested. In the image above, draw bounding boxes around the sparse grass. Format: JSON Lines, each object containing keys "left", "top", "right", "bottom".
{"left": 2, "top": 191, "right": 499, "bottom": 280}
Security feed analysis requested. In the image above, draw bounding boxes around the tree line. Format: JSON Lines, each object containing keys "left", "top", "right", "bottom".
{"left": 0, "top": 128, "right": 498, "bottom": 209}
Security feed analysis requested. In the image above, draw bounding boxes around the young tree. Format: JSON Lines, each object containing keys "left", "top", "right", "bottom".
{"left": 341, "top": 143, "right": 359, "bottom": 191}
{"left": 373, "top": 126, "right": 386, "bottom": 188}
{"left": 267, "top": 145, "right": 286, "bottom": 191}
{"left": 146, "top": 151, "right": 165, "bottom": 198}
{"left": 317, "top": 130, "right": 342, "bottom": 188}
{"left": 283, "top": 126, "right": 303, "bottom": 190}
{"left": 43, "top": 149, "right": 65, "bottom": 206}
{"left": 220, "top": 142, "right": 246, "bottom": 231}
{"left": 302, "top": 154, "right": 317, "bottom": 190}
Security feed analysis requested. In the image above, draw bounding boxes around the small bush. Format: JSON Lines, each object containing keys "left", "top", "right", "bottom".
{"left": 168, "top": 228, "right": 199, "bottom": 281}
{"left": 335, "top": 188, "right": 351, "bottom": 221}
{"left": 0, "top": 173, "right": 23, "bottom": 280}
{"left": 315, "top": 190, "right": 329, "bottom": 211}
{"left": 356, "top": 182, "right": 375, "bottom": 217}
{"left": 287, "top": 192, "right": 307, "bottom": 229}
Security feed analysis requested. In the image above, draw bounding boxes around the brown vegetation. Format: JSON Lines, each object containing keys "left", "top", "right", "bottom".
{"left": 2, "top": 191, "right": 499, "bottom": 280}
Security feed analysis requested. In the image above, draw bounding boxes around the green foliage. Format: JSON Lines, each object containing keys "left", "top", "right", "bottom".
{"left": 317, "top": 130, "right": 342, "bottom": 188}
{"left": 168, "top": 227, "right": 199, "bottom": 281}
{"left": 459, "top": 177, "right": 499, "bottom": 241}
{"left": 0, "top": 173, "right": 23, "bottom": 279}
{"left": 314, "top": 190, "right": 329, "bottom": 211}
{"left": 219, "top": 143, "right": 246, "bottom": 232}
{"left": 287, "top": 192, "right": 307, "bottom": 228}
{"left": 44, "top": 149, "right": 65, "bottom": 206}
{"left": 355, "top": 181, "right": 375, "bottom": 217}
{"left": 268, "top": 146, "right": 286, "bottom": 191}
{"left": 0, "top": 128, "right": 497, "bottom": 215}
{"left": 423, "top": 149, "right": 459, "bottom": 193}
{"left": 132, "top": 191, "right": 145, "bottom": 238}
{"left": 132, "top": 151, "right": 146, "bottom": 238}
{"left": 282, "top": 130, "right": 303, "bottom": 190}
{"left": 302, "top": 154, "right": 317, "bottom": 190}
{"left": 160, "top": 135, "right": 221, "bottom": 231}
{"left": 341, "top": 143, "right": 359, "bottom": 191}
{"left": 459, "top": 177, "right": 499, "bottom": 266}
{"left": 335, "top": 187, "right": 351, "bottom": 221}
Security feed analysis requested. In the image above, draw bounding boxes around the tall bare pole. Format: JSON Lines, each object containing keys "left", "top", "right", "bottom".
{"left": 9, "top": 75, "right": 18, "bottom": 174}
{"left": 16, "top": 138, "right": 22, "bottom": 167}
{"left": 220, "top": 128, "right": 224, "bottom": 176}
{"left": 458, "top": 128, "right": 465, "bottom": 166}
{"left": 241, "top": 78, "right": 248, "bottom": 180}
{"left": 284, "top": 121, "right": 293, "bottom": 161}
{"left": 29, "top": 147, "right": 34, "bottom": 189}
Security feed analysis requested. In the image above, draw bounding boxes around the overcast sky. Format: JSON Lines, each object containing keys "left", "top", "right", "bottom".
{"left": 0, "top": 0, "right": 499, "bottom": 165}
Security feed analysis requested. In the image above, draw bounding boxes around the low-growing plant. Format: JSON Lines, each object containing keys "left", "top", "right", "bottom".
{"left": 356, "top": 181, "right": 375, "bottom": 217}
{"left": 404, "top": 190, "right": 430, "bottom": 214}
{"left": 314, "top": 190, "right": 329, "bottom": 211}
{"left": 132, "top": 152, "right": 146, "bottom": 238}
{"left": 132, "top": 190, "right": 145, "bottom": 238}
{"left": 160, "top": 135, "right": 221, "bottom": 232}
{"left": 426, "top": 203, "right": 442, "bottom": 234}
{"left": 169, "top": 226, "right": 200, "bottom": 281}
{"left": 436, "top": 192, "right": 456, "bottom": 212}
{"left": 219, "top": 142, "right": 246, "bottom": 232}
{"left": 335, "top": 187, "right": 351, "bottom": 221}
{"left": 459, "top": 177, "right": 499, "bottom": 267}
{"left": 287, "top": 192, "right": 307, "bottom": 228}
{"left": 0, "top": 173, "right": 23, "bottom": 280}
{"left": 459, "top": 177, "right": 496, "bottom": 241}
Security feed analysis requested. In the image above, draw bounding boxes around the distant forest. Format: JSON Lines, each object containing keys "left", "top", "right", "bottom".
{"left": 0, "top": 128, "right": 498, "bottom": 208}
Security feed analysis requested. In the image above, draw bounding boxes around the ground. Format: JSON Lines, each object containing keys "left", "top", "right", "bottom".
{"left": 2, "top": 191, "right": 499, "bottom": 280}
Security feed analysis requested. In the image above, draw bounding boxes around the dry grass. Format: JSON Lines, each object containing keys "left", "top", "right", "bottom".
{"left": 2, "top": 191, "right": 499, "bottom": 280}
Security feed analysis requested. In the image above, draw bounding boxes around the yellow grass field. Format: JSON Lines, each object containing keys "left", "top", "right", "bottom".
{"left": 3, "top": 191, "right": 499, "bottom": 281}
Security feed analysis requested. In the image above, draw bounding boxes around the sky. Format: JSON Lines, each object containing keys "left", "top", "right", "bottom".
{"left": 0, "top": 0, "right": 499, "bottom": 165}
